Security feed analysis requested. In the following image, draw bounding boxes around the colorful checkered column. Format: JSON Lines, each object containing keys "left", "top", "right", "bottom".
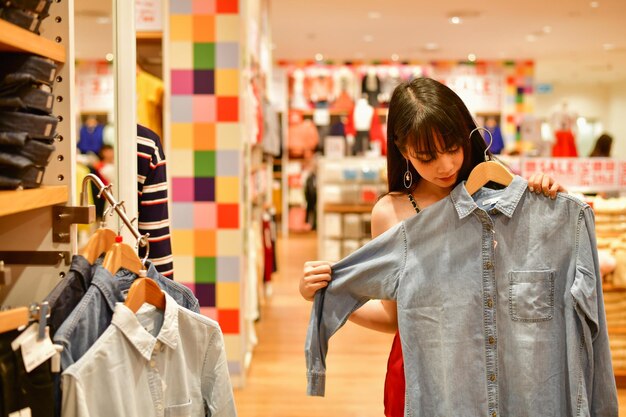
{"left": 502, "top": 61, "right": 535, "bottom": 143}
{"left": 167, "top": 0, "right": 244, "bottom": 384}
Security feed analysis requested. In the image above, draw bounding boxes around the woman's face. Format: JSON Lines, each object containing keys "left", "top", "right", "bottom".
{"left": 407, "top": 136, "right": 465, "bottom": 189}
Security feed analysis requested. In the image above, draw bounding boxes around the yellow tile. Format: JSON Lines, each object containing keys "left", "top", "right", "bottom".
{"left": 216, "top": 230, "right": 242, "bottom": 256}
{"left": 223, "top": 334, "right": 241, "bottom": 361}
{"left": 171, "top": 123, "right": 193, "bottom": 149}
{"left": 169, "top": 42, "right": 193, "bottom": 70}
{"left": 216, "top": 123, "right": 242, "bottom": 150}
{"left": 217, "top": 282, "right": 240, "bottom": 309}
{"left": 215, "top": 15, "right": 239, "bottom": 42}
{"left": 215, "top": 69, "right": 239, "bottom": 95}
{"left": 170, "top": 15, "right": 193, "bottom": 41}
{"left": 172, "top": 230, "right": 194, "bottom": 255}
{"left": 169, "top": 150, "right": 193, "bottom": 176}
{"left": 172, "top": 256, "right": 194, "bottom": 284}
{"left": 216, "top": 177, "right": 239, "bottom": 203}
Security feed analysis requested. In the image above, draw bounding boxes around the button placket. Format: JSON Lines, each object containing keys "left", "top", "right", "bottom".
{"left": 479, "top": 211, "right": 499, "bottom": 416}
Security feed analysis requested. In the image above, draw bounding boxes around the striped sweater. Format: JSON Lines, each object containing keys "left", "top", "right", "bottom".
{"left": 137, "top": 124, "right": 174, "bottom": 278}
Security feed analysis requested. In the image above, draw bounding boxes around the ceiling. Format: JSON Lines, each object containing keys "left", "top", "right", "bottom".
{"left": 269, "top": 0, "right": 626, "bottom": 85}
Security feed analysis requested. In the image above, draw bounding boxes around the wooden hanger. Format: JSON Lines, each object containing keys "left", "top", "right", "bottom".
{"left": 465, "top": 127, "right": 514, "bottom": 195}
{"left": 79, "top": 227, "right": 117, "bottom": 264}
{"left": 102, "top": 236, "right": 144, "bottom": 276}
{"left": 0, "top": 307, "right": 29, "bottom": 334}
{"left": 124, "top": 277, "right": 165, "bottom": 313}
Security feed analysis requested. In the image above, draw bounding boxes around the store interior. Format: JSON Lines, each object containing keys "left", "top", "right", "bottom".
{"left": 0, "top": 0, "right": 626, "bottom": 415}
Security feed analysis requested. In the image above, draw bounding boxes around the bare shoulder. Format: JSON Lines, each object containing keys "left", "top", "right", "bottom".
{"left": 371, "top": 193, "right": 412, "bottom": 237}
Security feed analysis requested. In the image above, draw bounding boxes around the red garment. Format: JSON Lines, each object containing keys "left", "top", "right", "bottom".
{"left": 384, "top": 332, "right": 405, "bottom": 417}
{"left": 262, "top": 215, "right": 274, "bottom": 282}
{"left": 552, "top": 130, "right": 578, "bottom": 157}
{"left": 369, "top": 110, "right": 387, "bottom": 155}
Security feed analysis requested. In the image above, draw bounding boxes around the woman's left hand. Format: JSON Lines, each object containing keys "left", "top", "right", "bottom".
{"left": 527, "top": 173, "right": 566, "bottom": 200}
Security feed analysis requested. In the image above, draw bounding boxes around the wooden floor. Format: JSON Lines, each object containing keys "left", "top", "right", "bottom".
{"left": 233, "top": 232, "right": 626, "bottom": 416}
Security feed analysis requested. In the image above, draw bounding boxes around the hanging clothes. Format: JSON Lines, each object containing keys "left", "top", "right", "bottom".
{"left": 136, "top": 69, "right": 164, "bottom": 139}
{"left": 305, "top": 176, "right": 617, "bottom": 416}
{"left": 262, "top": 212, "right": 274, "bottom": 283}
{"left": 61, "top": 292, "right": 237, "bottom": 417}
{"left": 137, "top": 125, "right": 174, "bottom": 278}
{"left": 552, "top": 130, "right": 578, "bottom": 157}
{"left": 53, "top": 262, "right": 200, "bottom": 370}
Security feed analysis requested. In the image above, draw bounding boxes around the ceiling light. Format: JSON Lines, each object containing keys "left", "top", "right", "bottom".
{"left": 603, "top": 43, "right": 615, "bottom": 51}
{"left": 363, "top": 35, "right": 374, "bottom": 43}
{"left": 467, "top": 53, "right": 476, "bottom": 62}
{"left": 368, "top": 11, "right": 382, "bottom": 19}
{"left": 96, "top": 17, "right": 111, "bottom": 24}
{"left": 105, "top": 53, "right": 114, "bottom": 62}
{"left": 315, "top": 53, "right": 324, "bottom": 62}
{"left": 526, "top": 34, "right": 537, "bottom": 42}
{"left": 450, "top": 16, "right": 462, "bottom": 24}
{"left": 391, "top": 54, "right": 399, "bottom": 62}
{"left": 425, "top": 42, "right": 439, "bottom": 51}
{"left": 590, "top": 1, "right": 599, "bottom": 8}
{"left": 542, "top": 26, "right": 552, "bottom": 34}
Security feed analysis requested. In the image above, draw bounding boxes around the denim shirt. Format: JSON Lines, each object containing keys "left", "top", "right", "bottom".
{"left": 54, "top": 260, "right": 200, "bottom": 371}
{"left": 305, "top": 176, "right": 618, "bottom": 417}
{"left": 62, "top": 293, "right": 237, "bottom": 417}
{"left": 45, "top": 255, "right": 93, "bottom": 338}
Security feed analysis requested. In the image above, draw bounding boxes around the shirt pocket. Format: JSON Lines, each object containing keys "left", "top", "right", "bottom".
{"left": 508, "top": 270, "right": 555, "bottom": 322}
{"left": 165, "top": 399, "right": 192, "bottom": 417}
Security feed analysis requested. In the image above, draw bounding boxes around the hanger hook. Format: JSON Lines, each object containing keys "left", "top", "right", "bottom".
{"left": 136, "top": 234, "right": 150, "bottom": 268}
{"left": 470, "top": 126, "right": 493, "bottom": 162}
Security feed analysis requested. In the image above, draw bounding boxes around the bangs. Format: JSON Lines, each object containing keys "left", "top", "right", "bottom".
{"left": 403, "top": 109, "right": 468, "bottom": 159}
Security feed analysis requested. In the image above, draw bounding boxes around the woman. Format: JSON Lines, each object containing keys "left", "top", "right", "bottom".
{"left": 300, "top": 77, "right": 564, "bottom": 416}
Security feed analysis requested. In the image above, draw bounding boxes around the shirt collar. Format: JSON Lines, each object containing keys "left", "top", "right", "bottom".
{"left": 111, "top": 291, "right": 179, "bottom": 361}
{"left": 450, "top": 175, "right": 528, "bottom": 220}
{"left": 70, "top": 254, "right": 93, "bottom": 290}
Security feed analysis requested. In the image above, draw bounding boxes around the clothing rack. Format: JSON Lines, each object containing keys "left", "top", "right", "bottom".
{"left": 80, "top": 173, "right": 149, "bottom": 250}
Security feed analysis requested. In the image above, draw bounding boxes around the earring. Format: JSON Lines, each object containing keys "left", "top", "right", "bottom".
{"left": 404, "top": 159, "right": 413, "bottom": 189}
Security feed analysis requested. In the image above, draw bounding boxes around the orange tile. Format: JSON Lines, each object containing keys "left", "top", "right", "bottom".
{"left": 193, "top": 15, "right": 215, "bottom": 42}
{"left": 194, "top": 229, "right": 216, "bottom": 257}
{"left": 194, "top": 123, "right": 216, "bottom": 150}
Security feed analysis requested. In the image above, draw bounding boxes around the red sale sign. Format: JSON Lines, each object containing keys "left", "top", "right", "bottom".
{"left": 520, "top": 158, "right": 626, "bottom": 192}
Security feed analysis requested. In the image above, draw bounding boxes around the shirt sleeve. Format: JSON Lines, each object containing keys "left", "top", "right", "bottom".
{"left": 305, "top": 222, "right": 407, "bottom": 396}
{"left": 62, "top": 373, "right": 91, "bottom": 417}
{"left": 202, "top": 328, "right": 237, "bottom": 417}
{"left": 570, "top": 206, "right": 618, "bottom": 416}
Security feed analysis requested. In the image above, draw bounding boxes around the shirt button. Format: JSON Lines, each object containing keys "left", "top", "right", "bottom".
{"left": 488, "top": 336, "right": 496, "bottom": 345}
{"left": 156, "top": 404, "right": 163, "bottom": 411}
{"left": 485, "top": 261, "right": 493, "bottom": 270}
{"left": 150, "top": 360, "right": 156, "bottom": 368}
{"left": 486, "top": 298, "right": 494, "bottom": 308}
{"left": 489, "top": 374, "right": 496, "bottom": 382}
{"left": 492, "top": 412, "right": 497, "bottom": 417}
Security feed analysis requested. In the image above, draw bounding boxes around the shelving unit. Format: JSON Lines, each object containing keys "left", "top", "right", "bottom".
{"left": 316, "top": 156, "right": 386, "bottom": 261}
{"left": 0, "top": 0, "right": 76, "bottom": 307}
{"left": 0, "top": 187, "right": 68, "bottom": 217}
{"left": 0, "top": 19, "right": 66, "bottom": 62}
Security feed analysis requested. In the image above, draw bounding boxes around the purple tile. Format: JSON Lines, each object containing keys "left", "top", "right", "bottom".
{"left": 194, "top": 69, "right": 214, "bottom": 94}
{"left": 194, "top": 177, "right": 215, "bottom": 201}
{"left": 195, "top": 283, "right": 216, "bottom": 306}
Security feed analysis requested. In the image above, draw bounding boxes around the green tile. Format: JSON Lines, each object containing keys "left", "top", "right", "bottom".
{"left": 194, "top": 151, "right": 215, "bottom": 177}
{"left": 194, "top": 43, "right": 215, "bottom": 69}
{"left": 195, "top": 257, "right": 216, "bottom": 283}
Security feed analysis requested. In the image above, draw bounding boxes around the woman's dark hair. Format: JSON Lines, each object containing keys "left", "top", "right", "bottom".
{"left": 386, "top": 77, "right": 490, "bottom": 193}
{"left": 589, "top": 133, "right": 613, "bottom": 157}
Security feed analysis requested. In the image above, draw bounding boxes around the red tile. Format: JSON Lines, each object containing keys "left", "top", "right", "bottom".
{"left": 217, "top": 203, "right": 239, "bottom": 228}
{"left": 216, "top": 96, "right": 239, "bottom": 122}
{"left": 216, "top": 0, "right": 238, "bottom": 13}
{"left": 218, "top": 309, "right": 239, "bottom": 333}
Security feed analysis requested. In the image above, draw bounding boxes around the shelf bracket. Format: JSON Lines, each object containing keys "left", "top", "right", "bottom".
{"left": 52, "top": 205, "right": 95, "bottom": 243}
{"left": 0, "top": 251, "right": 70, "bottom": 266}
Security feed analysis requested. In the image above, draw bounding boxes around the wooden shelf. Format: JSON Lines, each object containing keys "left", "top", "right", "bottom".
{"left": 608, "top": 326, "right": 626, "bottom": 334}
{"left": 324, "top": 203, "right": 374, "bottom": 214}
{"left": 0, "top": 186, "right": 68, "bottom": 217}
{"left": 0, "top": 19, "right": 65, "bottom": 63}
{"left": 603, "top": 284, "right": 626, "bottom": 292}
{"left": 136, "top": 31, "right": 163, "bottom": 40}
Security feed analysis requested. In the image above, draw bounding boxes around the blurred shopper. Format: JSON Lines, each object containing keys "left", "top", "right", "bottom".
{"left": 589, "top": 133, "right": 613, "bottom": 157}
{"left": 300, "top": 78, "right": 566, "bottom": 417}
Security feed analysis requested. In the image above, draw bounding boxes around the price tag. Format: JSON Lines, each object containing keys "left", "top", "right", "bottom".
{"left": 13, "top": 325, "right": 56, "bottom": 373}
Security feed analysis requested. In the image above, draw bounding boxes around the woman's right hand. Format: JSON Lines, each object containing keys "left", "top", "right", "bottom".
{"left": 300, "top": 261, "right": 333, "bottom": 301}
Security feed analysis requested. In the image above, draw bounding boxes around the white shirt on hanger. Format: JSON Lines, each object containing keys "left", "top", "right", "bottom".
{"left": 61, "top": 292, "right": 237, "bottom": 417}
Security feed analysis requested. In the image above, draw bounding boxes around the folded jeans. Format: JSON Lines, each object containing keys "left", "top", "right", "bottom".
{"left": 4, "top": 0, "right": 53, "bottom": 15}
{"left": 0, "top": 110, "right": 58, "bottom": 139}
{"left": 0, "top": 7, "right": 42, "bottom": 34}
{"left": 0, "top": 85, "right": 54, "bottom": 114}
{"left": 0, "top": 53, "right": 57, "bottom": 87}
